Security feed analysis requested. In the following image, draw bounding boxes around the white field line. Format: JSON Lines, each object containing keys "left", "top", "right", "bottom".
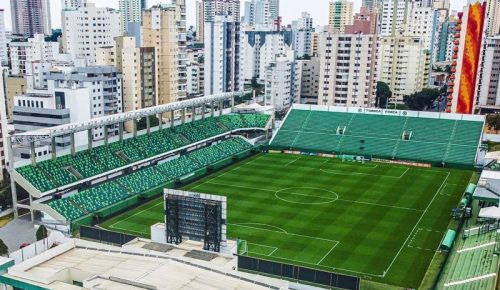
{"left": 110, "top": 201, "right": 164, "bottom": 228}
{"left": 108, "top": 224, "right": 150, "bottom": 236}
{"left": 231, "top": 223, "right": 380, "bottom": 277}
{"left": 209, "top": 181, "right": 422, "bottom": 211}
{"left": 382, "top": 172, "right": 451, "bottom": 277}
{"left": 336, "top": 198, "right": 423, "bottom": 212}
{"left": 285, "top": 157, "right": 301, "bottom": 167}
{"left": 248, "top": 242, "right": 279, "bottom": 256}
{"left": 230, "top": 223, "right": 338, "bottom": 243}
{"left": 320, "top": 167, "right": 409, "bottom": 179}
{"left": 457, "top": 242, "right": 497, "bottom": 253}
{"left": 191, "top": 155, "right": 266, "bottom": 190}
{"left": 317, "top": 241, "right": 339, "bottom": 265}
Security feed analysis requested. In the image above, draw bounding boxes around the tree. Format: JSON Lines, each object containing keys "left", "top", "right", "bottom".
{"left": 0, "top": 239, "right": 8, "bottom": 256}
{"left": 486, "top": 114, "right": 500, "bottom": 133}
{"left": 403, "top": 88, "right": 440, "bottom": 111}
{"left": 376, "top": 82, "right": 392, "bottom": 108}
{"left": 36, "top": 225, "right": 48, "bottom": 241}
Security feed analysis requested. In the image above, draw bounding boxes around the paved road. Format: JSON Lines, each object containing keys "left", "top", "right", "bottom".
{"left": 0, "top": 214, "right": 36, "bottom": 253}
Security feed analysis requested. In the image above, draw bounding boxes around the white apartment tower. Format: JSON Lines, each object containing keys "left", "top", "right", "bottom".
{"left": 245, "top": 0, "right": 275, "bottom": 29}
{"left": 292, "top": 13, "right": 314, "bottom": 59}
{"left": 487, "top": 0, "right": 500, "bottom": 36}
{"left": 318, "top": 34, "right": 378, "bottom": 107}
{"left": 265, "top": 51, "right": 301, "bottom": 110}
{"left": 119, "top": 0, "right": 148, "bottom": 34}
{"left": 377, "top": 36, "right": 430, "bottom": 102}
{"left": 62, "top": 0, "right": 84, "bottom": 9}
{"left": 205, "top": 16, "right": 244, "bottom": 95}
{"left": 379, "top": 0, "right": 412, "bottom": 36}
{"left": 62, "top": 2, "right": 121, "bottom": 64}
{"left": 204, "top": 0, "right": 241, "bottom": 23}
{"left": 243, "top": 30, "right": 293, "bottom": 83}
{"left": 476, "top": 36, "right": 500, "bottom": 109}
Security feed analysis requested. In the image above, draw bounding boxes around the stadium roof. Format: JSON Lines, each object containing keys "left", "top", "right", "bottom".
{"left": 4, "top": 238, "right": 287, "bottom": 290}
{"left": 479, "top": 206, "right": 500, "bottom": 219}
{"left": 11, "top": 91, "right": 249, "bottom": 144}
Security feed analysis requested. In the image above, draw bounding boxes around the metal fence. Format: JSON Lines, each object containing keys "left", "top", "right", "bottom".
{"left": 238, "top": 255, "right": 360, "bottom": 290}
{"left": 80, "top": 226, "right": 137, "bottom": 246}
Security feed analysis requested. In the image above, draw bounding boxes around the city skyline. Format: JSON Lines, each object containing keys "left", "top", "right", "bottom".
{"left": 0, "top": 0, "right": 468, "bottom": 32}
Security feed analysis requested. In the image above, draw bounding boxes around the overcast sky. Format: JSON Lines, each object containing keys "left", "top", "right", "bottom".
{"left": 2, "top": 0, "right": 469, "bottom": 32}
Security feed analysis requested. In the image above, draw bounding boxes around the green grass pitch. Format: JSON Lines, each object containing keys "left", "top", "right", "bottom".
{"left": 101, "top": 153, "right": 473, "bottom": 288}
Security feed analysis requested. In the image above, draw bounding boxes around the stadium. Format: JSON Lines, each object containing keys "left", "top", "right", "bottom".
{"left": 6, "top": 93, "right": 493, "bottom": 289}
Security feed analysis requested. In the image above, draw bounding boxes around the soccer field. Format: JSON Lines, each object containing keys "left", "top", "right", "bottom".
{"left": 101, "top": 153, "right": 473, "bottom": 288}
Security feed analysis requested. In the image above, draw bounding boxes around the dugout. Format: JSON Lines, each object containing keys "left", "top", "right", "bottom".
{"left": 440, "top": 229, "right": 457, "bottom": 251}
{"left": 466, "top": 183, "right": 476, "bottom": 197}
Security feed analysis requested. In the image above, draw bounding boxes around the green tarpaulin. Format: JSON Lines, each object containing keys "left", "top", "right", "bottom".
{"left": 440, "top": 229, "right": 457, "bottom": 251}
{"left": 466, "top": 183, "right": 477, "bottom": 195}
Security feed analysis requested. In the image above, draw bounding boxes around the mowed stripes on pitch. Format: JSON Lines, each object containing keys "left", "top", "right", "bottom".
{"left": 101, "top": 153, "right": 473, "bottom": 288}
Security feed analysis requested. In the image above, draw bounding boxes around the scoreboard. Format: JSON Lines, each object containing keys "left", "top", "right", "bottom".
{"left": 164, "top": 189, "right": 227, "bottom": 252}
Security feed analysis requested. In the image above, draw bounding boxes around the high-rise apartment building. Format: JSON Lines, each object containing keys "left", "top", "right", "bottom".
{"left": 96, "top": 36, "right": 157, "bottom": 113}
{"left": 62, "top": 0, "right": 84, "bottom": 10}
{"left": 243, "top": 30, "right": 293, "bottom": 83}
{"left": 406, "top": 6, "right": 438, "bottom": 51}
{"left": 362, "top": 0, "right": 378, "bottom": 11}
{"left": 196, "top": 1, "right": 205, "bottom": 42}
{"left": 486, "top": 0, "right": 500, "bottom": 36}
{"left": 377, "top": 36, "right": 430, "bottom": 102}
{"left": 476, "top": 36, "right": 500, "bottom": 110}
{"left": 62, "top": 2, "right": 121, "bottom": 64}
{"left": 204, "top": 0, "right": 241, "bottom": 23}
{"left": 264, "top": 52, "right": 301, "bottom": 110}
{"left": 205, "top": 16, "right": 243, "bottom": 95}
{"left": 379, "top": 0, "right": 411, "bottom": 36}
{"left": 10, "top": 0, "right": 51, "bottom": 36}
{"left": 0, "top": 10, "right": 7, "bottom": 65}
{"left": 298, "top": 57, "right": 320, "bottom": 104}
{"left": 328, "top": 0, "right": 354, "bottom": 33}
{"left": 143, "top": 2, "right": 187, "bottom": 104}
{"left": 119, "top": 0, "right": 148, "bottom": 34}
{"left": 292, "top": 13, "right": 313, "bottom": 58}
{"left": 244, "top": 0, "right": 280, "bottom": 29}
{"left": 13, "top": 65, "right": 123, "bottom": 157}
{"left": 318, "top": 33, "right": 378, "bottom": 107}
{"left": 269, "top": 0, "right": 279, "bottom": 22}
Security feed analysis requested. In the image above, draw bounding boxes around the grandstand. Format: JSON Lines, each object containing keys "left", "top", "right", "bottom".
{"left": 437, "top": 230, "right": 499, "bottom": 289}
{"left": 271, "top": 105, "right": 484, "bottom": 167}
{"left": 46, "top": 137, "right": 254, "bottom": 222}
{"left": 16, "top": 115, "right": 264, "bottom": 193}
{"left": 8, "top": 92, "right": 271, "bottom": 228}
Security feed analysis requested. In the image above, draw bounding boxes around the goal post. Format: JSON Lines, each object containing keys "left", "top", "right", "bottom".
{"left": 237, "top": 239, "right": 248, "bottom": 255}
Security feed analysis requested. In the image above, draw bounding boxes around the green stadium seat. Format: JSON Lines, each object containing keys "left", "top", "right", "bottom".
{"left": 271, "top": 109, "right": 482, "bottom": 166}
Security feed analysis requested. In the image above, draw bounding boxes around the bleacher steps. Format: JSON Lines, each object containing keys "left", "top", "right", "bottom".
{"left": 443, "top": 121, "right": 459, "bottom": 164}
{"left": 291, "top": 111, "right": 312, "bottom": 148}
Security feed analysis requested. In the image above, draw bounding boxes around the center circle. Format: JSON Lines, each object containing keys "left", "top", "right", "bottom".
{"left": 274, "top": 187, "right": 339, "bottom": 205}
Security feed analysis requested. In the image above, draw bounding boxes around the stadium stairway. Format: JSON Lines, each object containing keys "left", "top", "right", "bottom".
{"left": 18, "top": 114, "right": 270, "bottom": 193}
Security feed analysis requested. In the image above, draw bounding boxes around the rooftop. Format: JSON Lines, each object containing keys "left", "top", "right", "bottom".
{"left": 5, "top": 238, "right": 288, "bottom": 290}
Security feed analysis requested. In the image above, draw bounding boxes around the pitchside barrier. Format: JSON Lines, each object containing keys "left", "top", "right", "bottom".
{"left": 80, "top": 226, "right": 137, "bottom": 246}
{"left": 237, "top": 255, "right": 360, "bottom": 290}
